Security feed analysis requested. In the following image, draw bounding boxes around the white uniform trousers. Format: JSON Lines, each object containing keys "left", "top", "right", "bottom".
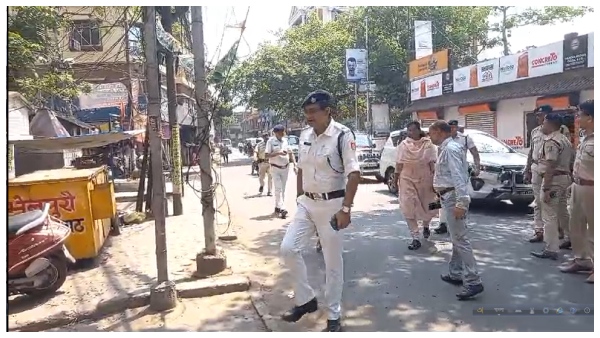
{"left": 271, "top": 165, "right": 289, "bottom": 209}
{"left": 280, "top": 195, "right": 344, "bottom": 320}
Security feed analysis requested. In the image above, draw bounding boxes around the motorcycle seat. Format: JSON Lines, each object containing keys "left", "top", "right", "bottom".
{"left": 8, "top": 204, "right": 50, "bottom": 235}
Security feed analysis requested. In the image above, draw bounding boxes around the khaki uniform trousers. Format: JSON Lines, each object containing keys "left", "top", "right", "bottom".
{"left": 532, "top": 167, "right": 569, "bottom": 236}
{"left": 569, "top": 184, "right": 594, "bottom": 262}
{"left": 539, "top": 175, "right": 571, "bottom": 252}
{"left": 258, "top": 162, "right": 272, "bottom": 192}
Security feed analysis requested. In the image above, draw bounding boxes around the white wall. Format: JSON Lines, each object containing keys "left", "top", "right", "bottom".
{"left": 580, "top": 89, "right": 594, "bottom": 102}
{"left": 443, "top": 106, "right": 465, "bottom": 125}
{"left": 496, "top": 96, "right": 537, "bottom": 149}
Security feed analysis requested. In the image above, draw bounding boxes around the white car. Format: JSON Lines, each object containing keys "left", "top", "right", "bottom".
{"left": 378, "top": 128, "right": 535, "bottom": 207}
{"left": 285, "top": 135, "right": 300, "bottom": 161}
{"left": 354, "top": 133, "right": 382, "bottom": 178}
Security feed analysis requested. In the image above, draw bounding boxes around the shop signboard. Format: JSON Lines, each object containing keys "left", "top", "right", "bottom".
{"left": 441, "top": 71, "right": 453, "bottom": 94}
{"left": 528, "top": 41, "right": 563, "bottom": 78}
{"left": 476, "top": 58, "right": 500, "bottom": 88}
{"left": 408, "top": 49, "right": 451, "bottom": 80}
{"left": 588, "top": 32, "right": 594, "bottom": 68}
{"left": 452, "top": 66, "right": 471, "bottom": 92}
{"left": 563, "top": 33, "right": 589, "bottom": 71}
{"left": 410, "top": 73, "right": 443, "bottom": 101}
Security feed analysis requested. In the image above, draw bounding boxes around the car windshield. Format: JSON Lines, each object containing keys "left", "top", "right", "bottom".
{"left": 355, "top": 134, "right": 372, "bottom": 147}
{"left": 469, "top": 132, "right": 514, "bottom": 153}
{"left": 286, "top": 136, "right": 299, "bottom": 145}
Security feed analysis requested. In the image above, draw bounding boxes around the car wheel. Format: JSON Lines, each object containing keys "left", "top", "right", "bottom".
{"left": 375, "top": 174, "right": 385, "bottom": 183}
{"left": 385, "top": 168, "right": 398, "bottom": 195}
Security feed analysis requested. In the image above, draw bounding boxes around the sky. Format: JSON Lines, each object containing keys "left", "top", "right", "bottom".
{"left": 201, "top": 6, "right": 595, "bottom": 64}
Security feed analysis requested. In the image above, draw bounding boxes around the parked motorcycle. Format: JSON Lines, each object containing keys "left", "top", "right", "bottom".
{"left": 8, "top": 204, "right": 75, "bottom": 297}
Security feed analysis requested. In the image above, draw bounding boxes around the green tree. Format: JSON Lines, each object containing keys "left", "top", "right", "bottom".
{"left": 8, "top": 6, "right": 91, "bottom": 105}
{"left": 230, "top": 12, "right": 358, "bottom": 122}
{"left": 491, "top": 6, "right": 594, "bottom": 56}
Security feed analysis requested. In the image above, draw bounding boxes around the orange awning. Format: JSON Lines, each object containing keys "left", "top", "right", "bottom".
{"left": 417, "top": 111, "right": 438, "bottom": 120}
{"left": 459, "top": 103, "right": 492, "bottom": 115}
{"left": 536, "top": 96, "right": 570, "bottom": 109}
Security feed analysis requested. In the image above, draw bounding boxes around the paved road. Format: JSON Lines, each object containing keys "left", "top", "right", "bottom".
{"left": 221, "top": 151, "right": 594, "bottom": 332}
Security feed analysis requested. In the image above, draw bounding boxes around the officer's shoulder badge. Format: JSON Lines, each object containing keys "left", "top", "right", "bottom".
{"left": 350, "top": 140, "right": 356, "bottom": 151}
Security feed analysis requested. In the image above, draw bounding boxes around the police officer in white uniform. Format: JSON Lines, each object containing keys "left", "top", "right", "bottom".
{"left": 280, "top": 90, "right": 360, "bottom": 332}
{"left": 265, "top": 124, "right": 297, "bottom": 218}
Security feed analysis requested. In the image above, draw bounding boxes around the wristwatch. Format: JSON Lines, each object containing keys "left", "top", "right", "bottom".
{"left": 341, "top": 205, "right": 351, "bottom": 213}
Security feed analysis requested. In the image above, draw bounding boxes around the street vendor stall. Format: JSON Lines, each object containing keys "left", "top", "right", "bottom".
{"left": 8, "top": 166, "right": 117, "bottom": 260}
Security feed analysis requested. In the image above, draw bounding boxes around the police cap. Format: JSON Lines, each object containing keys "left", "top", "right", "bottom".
{"left": 272, "top": 124, "right": 285, "bottom": 132}
{"left": 544, "top": 113, "right": 563, "bottom": 127}
{"left": 301, "top": 90, "right": 335, "bottom": 109}
{"left": 448, "top": 120, "right": 459, "bottom": 126}
{"left": 535, "top": 105, "right": 553, "bottom": 114}
{"left": 579, "top": 99, "right": 594, "bottom": 117}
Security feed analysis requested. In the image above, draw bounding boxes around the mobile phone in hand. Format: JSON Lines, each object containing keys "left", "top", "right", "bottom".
{"left": 330, "top": 215, "right": 339, "bottom": 231}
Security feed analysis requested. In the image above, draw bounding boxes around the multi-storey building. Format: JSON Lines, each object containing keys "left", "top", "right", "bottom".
{"left": 288, "top": 6, "right": 348, "bottom": 27}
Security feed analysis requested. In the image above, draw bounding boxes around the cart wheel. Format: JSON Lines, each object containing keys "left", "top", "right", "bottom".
{"left": 110, "top": 215, "right": 122, "bottom": 236}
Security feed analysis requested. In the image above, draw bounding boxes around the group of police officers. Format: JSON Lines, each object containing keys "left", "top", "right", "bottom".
{"left": 248, "top": 89, "right": 593, "bottom": 332}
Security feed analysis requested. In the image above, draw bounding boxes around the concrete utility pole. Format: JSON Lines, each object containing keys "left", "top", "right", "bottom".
{"left": 160, "top": 6, "right": 184, "bottom": 216}
{"left": 191, "top": 6, "right": 226, "bottom": 277}
{"left": 143, "top": 6, "right": 177, "bottom": 311}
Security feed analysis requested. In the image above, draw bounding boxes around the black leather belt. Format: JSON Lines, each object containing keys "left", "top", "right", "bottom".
{"left": 257, "top": 159, "right": 266, "bottom": 163}
{"left": 304, "top": 190, "right": 345, "bottom": 201}
{"left": 574, "top": 177, "right": 594, "bottom": 186}
{"left": 434, "top": 187, "right": 455, "bottom": 197}
{"left": 271, "top": 163, "right": 289, "bottom": 169}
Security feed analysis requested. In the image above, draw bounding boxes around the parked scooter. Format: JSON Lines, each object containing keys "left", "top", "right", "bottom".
{"left": 8, "top": 204, "right": 75, "bottom": 297}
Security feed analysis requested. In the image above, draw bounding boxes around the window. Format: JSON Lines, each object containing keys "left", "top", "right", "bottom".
{"left": 286, "top": 136, "right": 299, "bottom": 145}
{"left": 469, "top": 132, "right": 515, "bottom": 153}
{"left": 70, "top": 20, "right": 102, "bottom": 51}
{"left": 355, "top": 134, "right": 373, "bottom": 148}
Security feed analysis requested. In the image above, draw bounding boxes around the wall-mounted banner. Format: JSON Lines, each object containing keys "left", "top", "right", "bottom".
{"left": 476, "top": 58, "right": 500, "bottom": 88}
{"left": 409, "top": 49, "right": 450, "bottom": 80}
{"left": 452, "top": 66, "right": 471, "bottom": 93}
{"left": 498, "top": 52, "right": 529, "bottom": 84}
{"left": 414, "top": 20, "right": 433, "bottom": 59}
{"left": 588, "top": 32, "right": 594, "bottom": 68}
{"left": 410, "top": 73, "right": 443, "bottom": 101}
{"left": 563, "top": 34, "right": 589, "bottom": 71}
{"left": 345, "top": 49, "right": 368, "bottom": 82}
{"left": 528, "top": 41, "right": 563, "bottom": 78}
{"left": 442, "top": 71, "right": 453, "bottom": 94}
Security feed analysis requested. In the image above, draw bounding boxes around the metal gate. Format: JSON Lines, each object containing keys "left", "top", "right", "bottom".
{"left": 420, "top": 119, "right": 437, "bottom": 128}
{"left": 465, "top": 112, "right": 496, "bottom": 136}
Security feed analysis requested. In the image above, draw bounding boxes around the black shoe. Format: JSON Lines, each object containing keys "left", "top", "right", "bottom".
{"left": 274, "top": 207, "right": 281, "bottom": 214}
{"left": 423, "top": 227, "right": 431, "bottom": 239}
{"left": 408, "top": 239, "right": 421, "bottom": 250}
{"left": 456, "top": 283, "right": 484, "bottom": 300}
{"left": 280, "top": 209, "right": 288, "bottom": 219}
{"left": 528, "top": 232, "right": 544, "bottom": 243}
{"left": 530, "top": 250, "right": 558, "bottom": 260}
{"left": 441, "top": 274, "right": 463, "bottom": 286}
{"left": 559, "top": 240, "right": 572, "bottom": 250}
{"left": 434, "top": 223, "right": 448, "bottom": 234}
{"left": 281, "top": 297, "right": 318, "bottom": 322}
{"left": 259, "top": 186, "right": 264, "bottom": 194}
{"left": 324, "top": 319, "right": 342, "bottom": 332}
{"left": 267, "top": 192, "right": 272, "bottom": 196}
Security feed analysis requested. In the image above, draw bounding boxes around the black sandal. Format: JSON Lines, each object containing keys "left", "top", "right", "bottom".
{"left": 408, "top": 239, "right": 421, "bottom": 250}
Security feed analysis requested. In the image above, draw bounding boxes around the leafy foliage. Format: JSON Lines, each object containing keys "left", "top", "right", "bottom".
{"left": 8, "top": 6, "right": 92, "bottom": 105}
{"left": 491, "top": 6, "right": 593, "bottom": 55}
{"left": 229, "top": 7, "right": 496, "bottom": 121}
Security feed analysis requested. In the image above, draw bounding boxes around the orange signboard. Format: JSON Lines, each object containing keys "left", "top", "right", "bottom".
{"left": 409, "top": 49, "right": 451, "bottom": 80}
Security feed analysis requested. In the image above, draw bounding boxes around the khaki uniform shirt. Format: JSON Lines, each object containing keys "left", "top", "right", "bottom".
{"left": 573, "top": 133, "right": 594, "bottom": 181}
{"left": 531, "top": 124, "right": 571, "bottom": 167}
{"left": 537, "top": 130, "right": 574, "bottom": 174}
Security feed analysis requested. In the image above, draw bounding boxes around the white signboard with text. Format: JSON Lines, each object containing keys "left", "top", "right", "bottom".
{"left": 452, "top": 66, "right": 471, "bottom": 93}
{"left": 410, "top": 73, "right": 443, "bottom": 101}
{"left": 477, "top": 58, "right": 500, "bottom": 87}
{"left": 588, "top": 32, "right": 594, "bottom": 68}
{"left": 528, "top": 41, "right": 563, "bottom": 78}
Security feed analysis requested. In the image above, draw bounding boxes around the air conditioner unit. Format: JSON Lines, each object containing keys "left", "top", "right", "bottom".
{"left": 70, "top": 39, "right": 81, "bottom": 51}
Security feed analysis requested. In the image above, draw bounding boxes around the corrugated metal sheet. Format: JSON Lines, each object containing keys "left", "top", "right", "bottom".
{"left": 465, "top": 113, "right": 496, "bottom": 136}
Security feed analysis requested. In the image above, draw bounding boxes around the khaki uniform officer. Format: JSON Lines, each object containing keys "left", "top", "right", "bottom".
{"left": 560, "top": 99, "right": 594, "bottom": 283}
{"left": 279, "top": 90, "right": 360, "bottom": 332}
{"left": 530, "top": 113, "right": 574, "bottom": 260}
{"left": 255, "top": 132, "right": 272, "bottom": 196}
{"left": 525, "top": 105, "right": 571, "bottom": 243}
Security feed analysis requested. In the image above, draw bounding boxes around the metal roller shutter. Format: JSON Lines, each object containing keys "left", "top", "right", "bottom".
{"left": 420, "top": 119, "right": 437, "bottom": 128}
{"left": 465, "top": 112, "right": 496, "bottom": 136}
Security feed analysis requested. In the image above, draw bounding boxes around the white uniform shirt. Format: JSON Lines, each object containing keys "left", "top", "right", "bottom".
{"left": 297, "top": 119, "right": 360, "bottom": 193}
{"left": 265, "top": 136, "right": 290, "bottom": 167}
{"left": 453, "top": 132, "right": 476, "bottom": 154}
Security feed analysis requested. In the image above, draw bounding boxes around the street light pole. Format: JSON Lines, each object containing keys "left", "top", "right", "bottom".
{"left": 365, "top": 15, "right": 371, "bottom": 135}
{"left": 191, "top": 6, "right": 227, "bottom": 277}
{"left": 143, "top": 6, "right": 177, "bottom": 311}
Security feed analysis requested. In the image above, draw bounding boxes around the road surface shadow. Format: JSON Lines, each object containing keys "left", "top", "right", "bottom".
{"left": 243, "top": 205, "right": 594, "bottom": 332}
